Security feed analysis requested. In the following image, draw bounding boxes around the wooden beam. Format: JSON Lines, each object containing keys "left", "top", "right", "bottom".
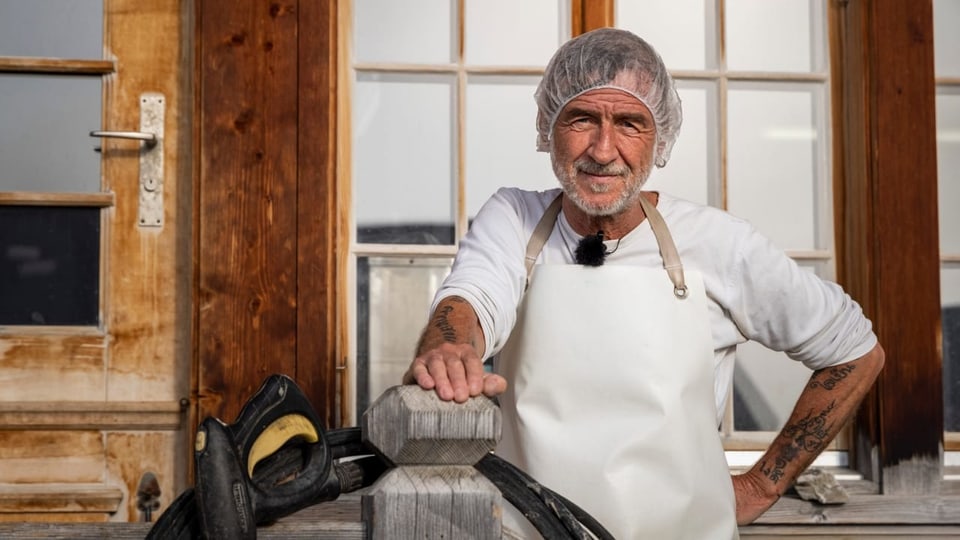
{"left": 0, "top": 57, "right": 115, "bottom": 75}
{"left": 196, "top": 1, "right": 300, "bottom": 422}
{"left": 571, "top": 0, "right": 614, "bottom": 36}
{"left": 295, "top": 0, "right": 340, "bottom": 429}
{"left": 835, "top": 0, "right": 942, "bottom": 494}
{"left": 0, "top": 192, "right": 114, "bottom": 207}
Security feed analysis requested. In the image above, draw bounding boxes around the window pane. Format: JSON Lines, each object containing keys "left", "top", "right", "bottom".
{"left": 356, "top": 256, "right": 451, "bottom": 413}
{"left": 353, "top": 73, "right": 456, "bottom": 245}
{"left": 464, "top": 0, "right": 568, "bottom": 66}
{"left": 466, "top": 75, "right": 553, "bottom": 218}
{"left": 0, "top": 206, "right": 100, "bottom": 326}
{"left": 0, "top": 0, "right": 102, "bottom": 58}
{"left": 727, "top": 84, "right": 824, "bottom": 251}
{"left": 733, "top": 262, "right": 824, "bottom": 431}
{"left": 0, "top": 74, "right": 102, "bottom": 193}
{"left": 616, "top": 0, "right": 714, "bottom": 71}
{"left": 353, "top": 0, "right": 455, "bottom": 64}
{"left": 934, "top": 0, "right": 960, "bottom": 77}
{"left": 645, "top": 81, "right": 718, "bottom": 207}
{"left": 943, "top": 268, "right": 960, "bottom": 431}
{"left": 725, "top": 0, "right": 821, "bottom": 73}
{"left": 938, "top": 90, "right": 960, "bottom": 254}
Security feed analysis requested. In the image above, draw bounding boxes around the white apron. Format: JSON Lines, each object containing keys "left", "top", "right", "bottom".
{"left": 495, "top": 194, "right": 738, "bottom": 539}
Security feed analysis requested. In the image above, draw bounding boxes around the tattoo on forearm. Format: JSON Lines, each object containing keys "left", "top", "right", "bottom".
{"left": 432, "top": 305, "right": 458, "bottom": 343}
{"left": 809, "top": 364, "right": 857, "bottom": 390}
{"left": 760, "top": 401, "right": 837, "bottom": 483}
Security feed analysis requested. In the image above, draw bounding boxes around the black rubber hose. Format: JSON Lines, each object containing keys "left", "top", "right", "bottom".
{"left": 474, "top": 452, "right": 575, "bottom": 539}
{"left": 483, "top": 453, "right": 616, "bottom": 540}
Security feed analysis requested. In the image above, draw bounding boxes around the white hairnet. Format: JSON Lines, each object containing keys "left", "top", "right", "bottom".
{"left": 535, "top": 28, "right": 682, "bottom": 168}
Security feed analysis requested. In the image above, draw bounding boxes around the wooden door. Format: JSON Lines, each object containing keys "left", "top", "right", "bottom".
{"left": 0, "top": 0, "right": 189, "bottom": 522}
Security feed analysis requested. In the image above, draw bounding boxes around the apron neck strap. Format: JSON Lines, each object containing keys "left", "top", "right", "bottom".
{"left": 525, "top": 192, "right": 689, "bottom": 299}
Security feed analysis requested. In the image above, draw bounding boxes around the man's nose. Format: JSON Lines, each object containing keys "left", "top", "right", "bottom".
{"left": 587, "top": 123, "right": 618, "bottom": 164}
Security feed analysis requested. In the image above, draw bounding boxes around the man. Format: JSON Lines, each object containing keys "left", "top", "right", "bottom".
{"left": 403, "top": 28, "right": 884, "bottom": 538}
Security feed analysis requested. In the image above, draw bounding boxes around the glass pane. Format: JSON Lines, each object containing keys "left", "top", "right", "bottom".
{"left": 464, "top": 0, "right": 568, "bottom": 66}
{"left": 0, "top": 206, "right": 100, "bottom": 326}
{"left": 616, "top": 0, "right": 714, "bottom": 71}
{"left": 353, "top": 73, "right": 456, "bottom": 244}
{"left": 733, "top": 263, "right": 821, "bottom": 431}
{"left": 725, "top": 0, "right": 820, "bottom": 73}
{"left": 733, "top": 341, "right": 812, "bottom": 431}
{"left": 356, "top": 256, "right": 452, "bottom": 414}
{"left": 353, "top": 0, "right": 455, "bottom": 64}
{"left": 0, "top": 0, "right": 102, "bottom": 59}
{"left": 727, "top": 84, "right": 824, "bottom": 251}
{"left": 934, "top": 0, "right": 960, "bottom": 77}
{"left": 645, "top": 81, "right": 718, "bottom": 207}
{"left": 0, "top": 74, "right": 102, "bottom": 193}
{"left": 942, "top": 267, "right": 960, "bottom": 430}
{"left": 466, "top": 75, "right": 553, "bottom": 218}
{"left": 938, "top": 90, "right": 960, "bottom": 254}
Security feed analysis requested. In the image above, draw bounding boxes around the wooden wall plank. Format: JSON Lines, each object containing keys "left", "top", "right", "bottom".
{"left": 296, "top": 0, "right": 340, "bottom": 427}
{"left": 836, "top": 0, "right": 942, "bottom": 493}
{"left": 197, "top": 1, "right": 300, "bottom": 421}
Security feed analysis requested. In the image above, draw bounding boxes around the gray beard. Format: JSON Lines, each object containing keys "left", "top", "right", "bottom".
{"left": 553, "top": 157, "right": 651, "bottom": 217}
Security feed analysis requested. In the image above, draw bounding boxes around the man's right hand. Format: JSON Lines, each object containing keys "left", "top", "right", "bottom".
{"left": 403, "top": 342, "right": 507, "bottom": 403}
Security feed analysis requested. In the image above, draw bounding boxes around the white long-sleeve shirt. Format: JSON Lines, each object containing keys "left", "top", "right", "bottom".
{"left": 433, "top": 187, "right": 878, "bottom": 414}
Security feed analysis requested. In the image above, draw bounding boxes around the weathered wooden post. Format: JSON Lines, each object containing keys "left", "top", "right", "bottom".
{"left": 361, "top": 385, "right": 503, "bottom": 539}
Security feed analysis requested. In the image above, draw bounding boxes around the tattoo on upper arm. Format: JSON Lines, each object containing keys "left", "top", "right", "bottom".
{"left": 433, "top": 305, "right": 457, "bottom": 343}
{"left": 759, "top": 401, "right": 837, "bottom": 483}
{"left": 809, "top": 364, "right": 857, "bottom": 390}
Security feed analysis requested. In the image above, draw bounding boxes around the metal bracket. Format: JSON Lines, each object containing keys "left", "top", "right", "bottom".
{"left": 138, "top": 93, "right": 165, "bottom": 228}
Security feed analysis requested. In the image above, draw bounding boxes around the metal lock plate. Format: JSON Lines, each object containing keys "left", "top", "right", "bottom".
{"left": 138, "top": 93, "right": 164, "bottom": 227}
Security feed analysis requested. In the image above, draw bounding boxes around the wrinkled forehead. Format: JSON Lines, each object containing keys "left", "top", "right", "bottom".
{"left": 556, "top": 73, "right": 656, "bottom": 120}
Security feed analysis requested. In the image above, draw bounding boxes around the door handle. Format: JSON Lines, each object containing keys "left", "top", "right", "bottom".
{"left": 89, "top": 130, "right": 158, "bottom": 147}
{"left": 89, "top": 93, "right": 165, "bottom": 228}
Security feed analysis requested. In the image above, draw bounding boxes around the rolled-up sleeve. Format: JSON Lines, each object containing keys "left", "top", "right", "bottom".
{"left": 431, "top": 188, "right": 533, "bottom": 359}
{"left": 728, "top": 226, "right": 878, "bottom": 370}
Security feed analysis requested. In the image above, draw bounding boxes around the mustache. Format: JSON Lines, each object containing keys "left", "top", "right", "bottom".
{"left": 575, "top": 159, "right": 630, "bottom": 176}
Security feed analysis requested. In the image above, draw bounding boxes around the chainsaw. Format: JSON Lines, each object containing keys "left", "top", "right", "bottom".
{"left": 147, "top": 374, "right": 612, "bottom": 540}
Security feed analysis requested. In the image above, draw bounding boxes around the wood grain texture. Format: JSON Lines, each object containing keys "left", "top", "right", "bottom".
{"left": 0, "top": 483, "right": 122, "bottom": 514}
{"left": 197, "top": 0, "right": 342, "bottom": 429}
{"left": 103, "top": 0, "right": 189, "bottom": 403}
{"left": 295, "top": 0, "right": 341, "bottom": 429}
{"left": 0, "top": 57, "right": 115, "bottom": 74}
{"left": 834, "top": 0, "right": 942, "bottom": 493}
{"left": 197, "top": 0, "right": 300, "bottom": 423}
{"left": 361, "top": 386, "right": 500, "bottom": 465}
{"left": 362, "top": 467, "right": 501, "bottom": 540}
{"left": 106, "top": 431, "right": 184, "bottom": 521}
{"left": 0, "top": 333, "right": 105, "bottom": 401}
{"left": 0, "top": 432, "right": 104, "bottom": 483}
{"left": 0, "top": 401, "right": 183, "bottom": 430}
